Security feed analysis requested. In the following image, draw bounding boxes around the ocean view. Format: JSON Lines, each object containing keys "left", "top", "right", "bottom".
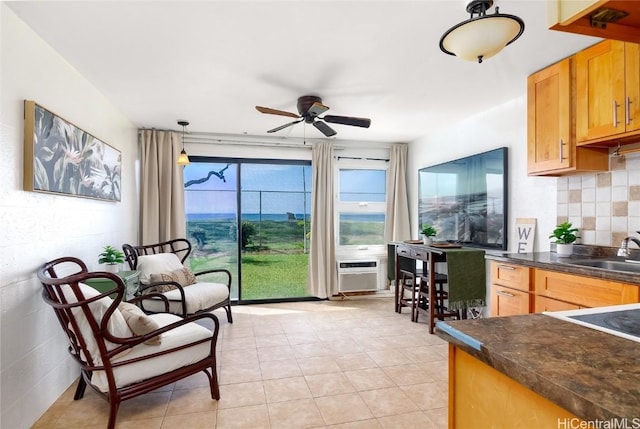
{"left": 187, "top": 213, "right": 385, "bottom": 222}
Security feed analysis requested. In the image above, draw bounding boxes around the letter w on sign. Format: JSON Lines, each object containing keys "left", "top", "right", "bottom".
{"left": 515, "top": 218, "right": 536, "bottom": 253}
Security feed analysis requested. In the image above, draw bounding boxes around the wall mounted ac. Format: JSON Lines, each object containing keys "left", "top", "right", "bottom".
{"left": 337, "top": 260, "right": 379, "bottom": 293}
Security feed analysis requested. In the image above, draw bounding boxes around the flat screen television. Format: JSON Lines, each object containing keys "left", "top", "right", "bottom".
{"left": 418, "top": 147, "right": 508, "bottom": 250}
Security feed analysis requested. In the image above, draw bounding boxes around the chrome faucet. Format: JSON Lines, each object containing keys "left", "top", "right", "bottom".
{"left": 617, "top": 231, "right": 640, "bottom": 258}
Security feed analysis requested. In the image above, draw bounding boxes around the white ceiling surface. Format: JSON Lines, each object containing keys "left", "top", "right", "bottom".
{"left": 7, "top": 1, "right": 600, "bottom": 144}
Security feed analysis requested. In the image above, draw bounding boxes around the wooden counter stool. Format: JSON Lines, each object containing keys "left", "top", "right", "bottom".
{"left": 415, "top": 273, "right": 450, "bottom": 323}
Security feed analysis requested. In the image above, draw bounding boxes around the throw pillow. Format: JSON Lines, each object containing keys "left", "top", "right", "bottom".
{"left": 136, "top": 253, "right": 184, "bottom": 283}
{"left": 117, "top": 302, "right": 161, "bottom": 345}
{"left": 148, "top": 267, "right": 197, "bottom": 293}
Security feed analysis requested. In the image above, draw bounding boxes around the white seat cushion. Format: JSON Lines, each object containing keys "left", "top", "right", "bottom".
{"left": 92, "top": 313, "right": 214, "bottom": 392}
{"left": 140, "top": 282, "right": 229, "bottom": 315}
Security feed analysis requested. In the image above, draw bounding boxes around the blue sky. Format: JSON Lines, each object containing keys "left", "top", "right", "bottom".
{"left": 184, "top": 162, "right": 312, "bottom": 214}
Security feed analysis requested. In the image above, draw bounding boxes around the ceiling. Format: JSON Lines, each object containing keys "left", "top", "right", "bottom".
{"left": 7, "top": 1, "right": 600, "bottom": 144}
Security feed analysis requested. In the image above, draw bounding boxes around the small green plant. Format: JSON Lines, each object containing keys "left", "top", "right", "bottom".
{"left": 98, "top": 245, "right": 125, "bottom": 265}
{"left": 421, "top": 224, "right": 437, "bottom": 237}
{"left": 548, "top": 222, "right": 579, "bottom": 244}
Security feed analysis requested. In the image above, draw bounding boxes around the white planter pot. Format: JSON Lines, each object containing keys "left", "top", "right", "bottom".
{"left": 423, "top": 237, "right": 433, "bottom": 245}
{"left": 104, "top": 263, "right": 119, "bottom": 273}
{"left": 556, "top": 243, "right": 574, "bottom": 257}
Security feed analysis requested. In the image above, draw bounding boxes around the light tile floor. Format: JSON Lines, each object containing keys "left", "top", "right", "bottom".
{"left": 32, "top": 296, "right": 448, "bottom": 429}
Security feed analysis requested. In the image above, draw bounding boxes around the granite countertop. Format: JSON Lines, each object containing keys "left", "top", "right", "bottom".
{"left": 435, "top": 314, "right": 640, "bottom": 420}
{"left": 485, "top": 246, "right": 640, "bottom": 286}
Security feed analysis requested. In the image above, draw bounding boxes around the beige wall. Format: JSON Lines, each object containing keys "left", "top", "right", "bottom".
{"left": 0, "top": 5, "right": 138, "bottom": 428}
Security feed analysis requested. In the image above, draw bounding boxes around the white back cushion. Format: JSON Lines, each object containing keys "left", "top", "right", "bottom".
{"left": 61, "top": 283, "right": 132, "bottom": 363}
{"left": 137, "top": 253, "right": 184, "bottom": 283}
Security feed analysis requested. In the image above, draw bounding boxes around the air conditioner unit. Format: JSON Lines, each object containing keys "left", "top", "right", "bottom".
{"left": 337, "top": 260, "right": 379, "bottom": 293}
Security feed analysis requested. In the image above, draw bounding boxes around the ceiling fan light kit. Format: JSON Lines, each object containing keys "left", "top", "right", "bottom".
{"left": 439, "top": 0, "right": 525, "bottom": 63}
{"left": 256, "top": 95, "right": 371, "bottom": 137}
{"left": 177, "top": 120, "right": 190, "bottom": 166}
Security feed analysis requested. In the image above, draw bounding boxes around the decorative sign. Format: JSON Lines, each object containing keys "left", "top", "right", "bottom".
{"left": 515, "top": 218, "right": 536, "bottom": 253}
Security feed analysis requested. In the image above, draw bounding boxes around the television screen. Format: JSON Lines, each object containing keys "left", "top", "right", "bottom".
{"left": 418, "top": 147, "right": 508, "bottom": 250}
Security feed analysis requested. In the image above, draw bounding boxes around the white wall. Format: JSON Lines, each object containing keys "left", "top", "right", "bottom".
{"left": 0, "top": 5, "right": 138, "bottom": 428}
{"left": 408, "top": 95, "right": 558, "bottom": 254}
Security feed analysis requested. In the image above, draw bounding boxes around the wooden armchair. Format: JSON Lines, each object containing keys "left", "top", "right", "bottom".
{"left": 122, "top": 238, "right": 233, "bottom": 322}
{"left": 38, "top": 257, "right": 220, "bottom": 429}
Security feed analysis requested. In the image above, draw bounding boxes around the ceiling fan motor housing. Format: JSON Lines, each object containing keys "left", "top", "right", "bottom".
{"left": 297, "top": 95, "right": 323, "bottom": 122}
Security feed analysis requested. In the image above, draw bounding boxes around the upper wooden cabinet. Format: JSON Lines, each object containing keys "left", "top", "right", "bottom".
{"left": 575, "top": 40, "right": 640, "bottom": 145}
{"left": 527, "top": 57, "right": 608, "bottom": 176}
{"left": 548, "top": 1, "right": 640, "bottom": 45}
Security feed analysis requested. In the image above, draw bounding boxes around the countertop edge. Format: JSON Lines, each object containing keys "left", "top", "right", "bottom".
{"left": 435, "top": 318, "right": 635, "bottom": 421}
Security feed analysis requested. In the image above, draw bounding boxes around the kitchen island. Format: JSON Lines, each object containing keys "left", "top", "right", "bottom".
{"left": 435, "top": 313, "right": 640, "bottom": 428}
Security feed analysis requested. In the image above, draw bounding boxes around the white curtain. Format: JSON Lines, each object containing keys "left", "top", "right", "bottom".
{"left": 308, "top": 141, "right": 337, "bottom": 299}
{"left": 139, "top": 130, "right": 186, "bottom": 245}
{"left": 385, "top": 143, "right": 411, "bottom": 242}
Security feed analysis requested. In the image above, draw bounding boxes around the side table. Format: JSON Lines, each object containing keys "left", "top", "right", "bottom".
{"left": 84, "top": 270, "right": 140, "bottom": 301}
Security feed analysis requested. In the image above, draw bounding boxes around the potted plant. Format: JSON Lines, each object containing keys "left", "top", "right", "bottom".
{"left": 99, "top": 245, "right": 125, "bottom": 272}
{"left": 421, "top": 224, "right": 437, "bottom": 245}
{"left": 549, "top": 221, "right": 579, "bottom": 257}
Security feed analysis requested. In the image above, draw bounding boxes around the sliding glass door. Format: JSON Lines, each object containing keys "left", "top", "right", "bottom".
{"left": 184, "top": 158, "right": 311, "bottom": 302}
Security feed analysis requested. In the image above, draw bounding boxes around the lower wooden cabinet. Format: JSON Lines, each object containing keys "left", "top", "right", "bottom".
{"left": 534, "top": 269, "right": 640, "bottom": 308}
{"left": 534, "top": 295, "right": 581, "bottom": 312}
{"left": 449, "top": 345, "right": 579, "bottom": 428}
{"left": 490, "top": 285, "right": 531, "bottom": 317}
{"left": 489, "top": 261, "right": 640, "bottom": 317}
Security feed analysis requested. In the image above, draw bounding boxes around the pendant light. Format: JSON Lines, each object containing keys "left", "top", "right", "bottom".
{"left": 177, "top": 120, "right": 190, "bottom": 166}
{"left": 439, "top": 0, "right": 524, "bottom": 64}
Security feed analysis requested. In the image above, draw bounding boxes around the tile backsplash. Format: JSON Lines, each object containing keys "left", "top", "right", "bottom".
{"left": 557, "top": 153, "right": 640, "bottom": 247}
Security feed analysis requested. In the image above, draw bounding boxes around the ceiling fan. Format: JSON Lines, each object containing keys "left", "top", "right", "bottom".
{"left": 256, "top": 95, "right": 371, "bottom": 137}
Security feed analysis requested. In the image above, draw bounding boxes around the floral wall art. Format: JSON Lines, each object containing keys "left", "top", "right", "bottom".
{"left": 23, "top": 100, "right": 121, "bottom": 202}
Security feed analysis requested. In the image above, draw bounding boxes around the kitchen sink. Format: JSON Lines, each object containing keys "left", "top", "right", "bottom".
{"left": 564, "top": 259, "right": 640, "bottom": 273}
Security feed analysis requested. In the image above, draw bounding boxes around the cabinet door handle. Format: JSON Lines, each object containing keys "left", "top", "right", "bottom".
{"left": 626, "top": 96, "right": 632, "bottom": 125}
{"left": 559, "top": 139, "right": 567, "bottom": 162}
{"left": 498, "top": 264, "right": 515, "bottom": 270}
{"left": 496, "top": 290, "right": 515, "bottom": 298}
{"left": 614, "top": 100, "right": 620, "bottom": 128}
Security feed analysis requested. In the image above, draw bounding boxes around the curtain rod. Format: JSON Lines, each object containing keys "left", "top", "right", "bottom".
{"left": 338, "top": 156, "right": 389, "bottom": 162}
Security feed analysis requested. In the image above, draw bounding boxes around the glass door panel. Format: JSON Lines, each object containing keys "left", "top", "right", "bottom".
{"left": 240, "top": 163, "right": 311, "bottom": 300}
{"left": 184, "top": 159, "right": 311, "bottom": 302}
{"left": 184, "top": 162, "right": 239, "bottom": 300}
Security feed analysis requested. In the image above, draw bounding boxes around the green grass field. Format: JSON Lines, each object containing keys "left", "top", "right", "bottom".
{"left": 186, "top": 218, "right": 380, "bottom": 300}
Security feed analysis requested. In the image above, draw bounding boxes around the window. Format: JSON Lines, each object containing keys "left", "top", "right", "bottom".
{"left": 336, "top": 160, "right": 387, "bottom": 249}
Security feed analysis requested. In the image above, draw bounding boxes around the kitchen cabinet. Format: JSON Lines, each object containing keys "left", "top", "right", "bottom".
{"left": 534, "top": 295, "right": 581, "bottom": 312}
{"left": 548, "top": 1, "right": 640, "bottom": 45}
{"left": 527, "top": 57, "right": 608, "bottom": 176}
{"left": 489, "top": 262, "right": 532, "bottom": 317}
{"left": 576, "top": 40, "right": 640, "bottom": 144}
{"left": 534, "top": 268, "right": 640, "bottom": 308}
{"left": 448, "top": 346, "right": 579, "bottom": 428}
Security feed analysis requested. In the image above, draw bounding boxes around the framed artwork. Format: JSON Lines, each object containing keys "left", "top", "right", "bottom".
{"left": 23, "top": 100, "right": 121, "bottom": 202}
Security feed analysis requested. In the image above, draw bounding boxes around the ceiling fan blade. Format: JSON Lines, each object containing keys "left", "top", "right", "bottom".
{"left": 323, "top": 115, "right": 371, "bottom": 128}
{"left": 308, "top": 102, "right": 329, "bottom": 118}
{"left": 313, "top": 120, "right": 337, "bottom": 137}
{"left": 256, "top": 106, "right": 300, "bottom": 118}
{"left": 267, "top": 119, "right": 303, "bottom": 133}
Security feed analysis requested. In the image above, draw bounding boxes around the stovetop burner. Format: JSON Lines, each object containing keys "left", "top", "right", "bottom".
{"left": 543, "top": 303, "right": 640, "bottom": 344}
{"left": 570, "top": 309, "right": 640, "bottom": 338}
